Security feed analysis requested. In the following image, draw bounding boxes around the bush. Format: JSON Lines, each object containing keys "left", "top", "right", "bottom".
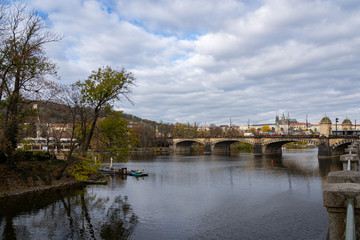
{"left": 13, "top": 150, "right": 56, "bottom": 162}
{"left": 33, "top": 151, "right": 52, "bottom": 161}
{"left": 0, "top": 152, "right": 6, "bottom": 163}
{"left": 13, "top": 150, "right": 33, "bottom": 162}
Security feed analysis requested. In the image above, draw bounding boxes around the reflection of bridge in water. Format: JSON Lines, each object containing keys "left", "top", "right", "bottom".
{"left": 171, "top": 136, "right": 360, "bottom": 157}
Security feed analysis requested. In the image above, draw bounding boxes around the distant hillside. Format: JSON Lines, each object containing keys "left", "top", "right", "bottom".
{"left": 121, "top": 113, "right": 159, "bottom": 126}
{"left": 34, "top": 101, "right": 160, "bottom": 126}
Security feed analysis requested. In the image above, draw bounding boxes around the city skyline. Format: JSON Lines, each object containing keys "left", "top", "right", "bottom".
{"left": 26, "top": 0, "right": 360, "bottom": 125}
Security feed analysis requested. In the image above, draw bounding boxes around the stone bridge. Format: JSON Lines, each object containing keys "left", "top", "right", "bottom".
{"left": 171, "top": 136, "right": 360, "bottom": 157}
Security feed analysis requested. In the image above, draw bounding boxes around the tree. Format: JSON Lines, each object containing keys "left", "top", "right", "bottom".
{"left": 226, "top": 127, "right": 240, "bottom": 137}
{"left": 197, "top": 126, "right": 210, "bottom": 137}
{"left": 248, "top": 127, "right": 258, "bottom": 136}
{"left": 155, "top": 121, "right": 172, "bottom": 147}
{"left": 208, "top": 124, "right": 222, "bottom": 137}
{"left": 74, "top": 66, "right": 135, "bottom": 155}
{"left": 54, "top": 84, "right": 94, "bottom": 179}
{"left": 131, "top": 123, "right": 156, "bottom": 148}
{"left": 95, "top": 111, "right": 136, "bottom": 162}
{"left": 172, "top": 122, "right": 198, "bottom": 138}
{"left": 54, "top": 68, "right": 135, "bottom": 180}
{"left": 261, "top": 125, "right": 271, "bottom": 133}
{"left": 0, "top": 2, "right": 61, "bottom": 163}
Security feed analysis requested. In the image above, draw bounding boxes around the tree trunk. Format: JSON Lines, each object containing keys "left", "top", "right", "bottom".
{"left": 83, "top": 106, "right": 100, "bottom": 154}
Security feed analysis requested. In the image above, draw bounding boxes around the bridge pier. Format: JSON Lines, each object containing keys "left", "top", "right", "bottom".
{"left": 204, "top": 142, "right": 212, "bottom": 155}
{"left": 174, "top": 142, "right": 192, "bottom": 154}
{"left": 212, "top": 144, "right": 231, "bottom": 154}
{"left": 253, "top": 143, "right": 263, "bottom": 155}
{"left": 317, "top": 137, "right": 332, "bottom": 158}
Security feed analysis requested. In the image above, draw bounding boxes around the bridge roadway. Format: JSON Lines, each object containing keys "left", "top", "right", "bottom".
{"left": 171, "top": 135, "right": 360, "bottom": 157}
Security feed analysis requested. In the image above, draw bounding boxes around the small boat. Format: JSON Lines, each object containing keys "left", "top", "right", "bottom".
{"left": 98, "top": 166, "right": 115, "bottom": 173}
{"left": 84, "top": 179, "right": 108, "bottom": 185}
{"left": 130, "top": 170, "right": 148, "bottom": 177}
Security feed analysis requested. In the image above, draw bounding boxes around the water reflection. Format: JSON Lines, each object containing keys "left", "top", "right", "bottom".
{"left": 122, "top": 149, "right": 338, "bottom": 239}
{"left": 1, "top": 149, "right": 343, "bottom": 240}
{"left": 0, "top": 186, "right": 137, "bottom": 239}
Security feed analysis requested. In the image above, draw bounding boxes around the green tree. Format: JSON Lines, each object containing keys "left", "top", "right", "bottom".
{"left": 96, "top": 111, "right": 136, "bottom": 162}
{"left": 0, "top": 2, "right": 61, "bottom": 163}
{"left": 66, "top": 156, "right": 102, "bottom": 181}
{"left": 74, "top": 66, "right": 135, "bottom": 155}
{"left": 172, "top": 122, "right": 197, "bottom": 138}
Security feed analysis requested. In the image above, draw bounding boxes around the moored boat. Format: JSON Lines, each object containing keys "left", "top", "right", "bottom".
{"left": 130, "top": 170, "right": 148, "bottom": 177}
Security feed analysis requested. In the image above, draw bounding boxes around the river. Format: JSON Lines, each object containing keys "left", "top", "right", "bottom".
{"left": 0, "top": 148, "right": 342, "bottom": 240}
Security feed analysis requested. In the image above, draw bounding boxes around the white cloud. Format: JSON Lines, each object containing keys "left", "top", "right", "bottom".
{"left": 26, "top": 0, "right": 360, "bottom": 125}
{"left": 115, "top": 0, "right": 247, "bottom": 36}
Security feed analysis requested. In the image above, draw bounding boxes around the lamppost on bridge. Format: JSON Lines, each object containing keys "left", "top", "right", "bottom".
{"left": 335, "top": 117, "right": 339, "bottom": 136}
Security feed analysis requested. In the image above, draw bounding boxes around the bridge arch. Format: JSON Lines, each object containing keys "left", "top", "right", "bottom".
{"left": 261, "top": 138, "right": 318, "bottom": 155}
{"left": 171, "top": 136, "right": 359, "bottom": 157}
{"left": 211, "top": 139, "right": 255, "bottom": 153}
{"left": 330, "top": 138, "right": 357, "bottom": 156}
{"left": 174, "top": 139, "right": 205, "bottom": 153}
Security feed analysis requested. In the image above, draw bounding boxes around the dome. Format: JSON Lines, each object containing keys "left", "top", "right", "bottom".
{"left": 342, "top": 118, "right": 352, "bottom": 125}
{"left": 320, "top": 116, "right": 332, "bottom": 124}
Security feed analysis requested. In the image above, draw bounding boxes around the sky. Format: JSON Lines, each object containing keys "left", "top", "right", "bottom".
{"left": 25, "top": 0, "right": 360, "bottom": 126}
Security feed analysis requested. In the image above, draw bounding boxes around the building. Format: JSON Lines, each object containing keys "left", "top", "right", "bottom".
{"left": 275, "top": 113, "right": 297, "bottom": 125}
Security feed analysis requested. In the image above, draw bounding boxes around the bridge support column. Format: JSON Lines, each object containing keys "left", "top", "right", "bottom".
{"left": 212, "top": 144, "right": 231, "bottom": 154}
{"left": 318, "top": 138, "right": 332, "bottom": 158}
{"left": 323, "top": 171, "right": 360, "bottom": 239}
{"left": 253, "top": 143, "right": 263, "bottom": 155}
{"left": 204, "top": 142, "right": 212, "bottom": 155}
{"left": 175, "top": 144, "right": 192, "bottom": 154}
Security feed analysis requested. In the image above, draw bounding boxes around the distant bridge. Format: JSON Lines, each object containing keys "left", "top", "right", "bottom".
{"left": 171, "top": 135, "right": 360, "bottom": 157}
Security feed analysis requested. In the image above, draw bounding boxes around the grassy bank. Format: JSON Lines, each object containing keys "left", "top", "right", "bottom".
{"left": 283, "top": 142, "right": 316, "bottom": 149}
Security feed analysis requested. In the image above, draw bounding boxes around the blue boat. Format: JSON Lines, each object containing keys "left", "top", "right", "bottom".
{"left": 130, "top": 170, "right": 148, "bottom": 177}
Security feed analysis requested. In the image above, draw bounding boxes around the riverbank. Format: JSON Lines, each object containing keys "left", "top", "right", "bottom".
{"left": 0, "top": 178, "right": 82, "bottom": 198}
{"left": 0, "top": 160, "right": 79, "bottom": 198}
{"left": 0, "top": 180, "right": 85, "bottom": 217}
{"left": 130, "top": 147, "right": 171, "bottom": 154}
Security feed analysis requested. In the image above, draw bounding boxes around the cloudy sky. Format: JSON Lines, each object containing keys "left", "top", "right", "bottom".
{"left": 26, "top": 0, "right": 360, "bottom": 126}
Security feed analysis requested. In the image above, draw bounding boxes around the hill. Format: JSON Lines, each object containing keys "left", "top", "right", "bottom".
{"left": 33, "top": 101, "right": 161, "bottom": 127}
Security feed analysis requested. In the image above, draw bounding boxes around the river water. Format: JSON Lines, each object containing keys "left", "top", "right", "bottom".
{"left": 0, "top": 149, "right": 342, "bottom": 240}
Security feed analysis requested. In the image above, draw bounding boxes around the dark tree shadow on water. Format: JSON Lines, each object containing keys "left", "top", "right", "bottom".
{"left": 2, "top": 215, "right": 16, "bottom": 240}
{"left": 0, "top": 187, "right": 138, "bottom": 240}
{"left": 100, "top": 196, "right": 138, "bottom": 240}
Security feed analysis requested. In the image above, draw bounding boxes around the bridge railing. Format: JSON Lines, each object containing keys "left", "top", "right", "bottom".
{"left": 323, "top": 140, "right": 360, "bottom": 240}
{"left": 346, "top": 198, "right": 356, "bottom": 240}
{"left": 171, "top": 135, "right": 322, "bottom": 139}
{"left": 345, "top": 149, "right": 356, "bottom": 240}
